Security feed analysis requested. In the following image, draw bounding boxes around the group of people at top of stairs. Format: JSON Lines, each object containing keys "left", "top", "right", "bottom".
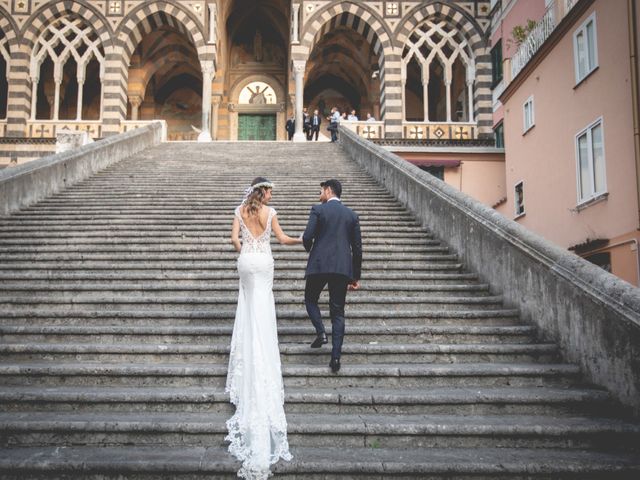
{"left": 228, "top": 177, "right": 362, "bottom": 479}
{"left": 286, "top": 106, "right": 377, "bottom": 142}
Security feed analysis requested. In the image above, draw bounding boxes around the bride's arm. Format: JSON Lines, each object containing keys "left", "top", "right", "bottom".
{"left": 231, "top": 217, "right": 242, "bottom": 252}
{"left": 272, "top": 215, "right": 302, "bottom": 245}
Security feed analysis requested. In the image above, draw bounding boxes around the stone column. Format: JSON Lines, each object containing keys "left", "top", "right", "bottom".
{"left": 76, "top": 69, "right": 85, "bottom": 121}
{"left": 292, "top": 60, "right": 306, "bottom": 142}
{"left": 291, "top": 4, "right": 300, "bottom": 44}
{"left": 129, "top": 95, "right": 142, "bottom": 121}
{"left": 198, "top": 60, "right": 215, "bottom": 142}
{"left": 208, "top": 3, "right": 217, "bottom": 44}
{"left": 53, "top": 65, "right": 62, "bottom": 121}
{"left": 30, "top": 75, "right": 38, "bottom": 120}
{"left": 467, "top": 80, "right": 474, "bottom": 122}
{"left": 445, "top": 79, "right": 452, "bottom": 123}
{"left": 211, "top": 94, "right": 221, "bottom": 140}
{"left": 422, "top": 67, "right": 429, "bottom": 122}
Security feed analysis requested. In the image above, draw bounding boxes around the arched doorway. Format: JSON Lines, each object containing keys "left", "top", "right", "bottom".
{"left": 304, "top": 25, "right": 380, "bottom": 120}
{"left": 219, "top": 0, "right": 289, "bottom": 140}
{"left": 229, "top": 77, "right": 285, "bottom": 141}
{"left": 126, "top": 23, "right": 202, "bottom": 141}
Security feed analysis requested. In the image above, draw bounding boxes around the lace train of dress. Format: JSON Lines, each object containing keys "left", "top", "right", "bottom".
{"left": 225, "top": 206, "right": 292, "bottom": 480}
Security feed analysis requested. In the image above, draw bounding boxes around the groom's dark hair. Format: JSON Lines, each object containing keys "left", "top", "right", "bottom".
{"left": 321, "top": 179, "right": 342, "bottom": 198}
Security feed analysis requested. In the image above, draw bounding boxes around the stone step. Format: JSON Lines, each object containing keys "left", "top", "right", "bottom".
{"left": 0, "top": 309, "right": 522, "bottom": 327}
{"left": 0, "top": 324, "right": 537, "bottom": 344}
{"left": 0, "top": 385, "right": 611, "bottom": 416}
{"left": 0, "top": 271, "right": 478, "bottom": 284}
{"left": 0, "top": 245, "right": 445, "bottom": 255}
{"left": 0, "top": 362, "right": 582, "bottom": 388}
{"left": 0, "top": 236, "right": 440, "bottom": 246}
{"left": 1, "top": 445, "right": 639, "bottom": 479}
{"left": 0, "top": 295, "right": 503, "bottom": 313}
{"left": 0, "top": 342, "right": 559, "bottom": 364}
{"left": 2, "top": 412, "right": 638, "bottom": 450}
{"left": 0, "top": 283, "right": 491, "bottom": 299}
{"left": 0, "top": 252, "right": 457, "bottom": 263}
{"left": 11, "top": 209, "right": 415, "bottom": 218}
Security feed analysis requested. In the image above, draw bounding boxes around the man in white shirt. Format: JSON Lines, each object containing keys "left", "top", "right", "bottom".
{"left": 328, "top": 107, "right": 340, "bottom": 142}
{"left": 347, "top": 110, "right": 358, "bottom": 121}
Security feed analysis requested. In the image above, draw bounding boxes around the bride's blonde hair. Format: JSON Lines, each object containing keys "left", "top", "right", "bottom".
{"left": 244, "top": 177, "right": 272, "bottom": 216}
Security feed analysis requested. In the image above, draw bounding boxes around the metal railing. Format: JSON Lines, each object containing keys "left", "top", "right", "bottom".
{"left": 510, "top": 0, "right": 578, "bottom": 80}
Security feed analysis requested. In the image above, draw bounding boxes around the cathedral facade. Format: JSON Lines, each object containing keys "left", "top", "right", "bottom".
{"left": 0, "top": 0, "right": 492, "bottom": 143}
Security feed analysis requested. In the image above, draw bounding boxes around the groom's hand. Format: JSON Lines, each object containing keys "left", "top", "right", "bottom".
{"left": 348, "top": 281, "right": 360, "bottom": 291}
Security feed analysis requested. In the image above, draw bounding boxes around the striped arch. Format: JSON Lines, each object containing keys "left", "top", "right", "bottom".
{"left": 100, "top": 1, "right": 210, "bottom": 136}
{"left": 0, "top": 5, "right": 19, "bottom": 46}
{"left": 5, "top": 1, "right": 111, "bottom": 137}
{"left": 397, "top": 2, "right": 493, "bottom": 137}
{"left": 20, "top": 1, "right": 113, "bottom": 50}
{"left": 115, "top": 1, "right": 208, "bottom": 64}
{"left": 300, "top": 2, "right": 394, "bottom": 120}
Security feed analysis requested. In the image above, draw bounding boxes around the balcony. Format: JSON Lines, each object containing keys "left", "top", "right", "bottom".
{"left": 510, "top": 0, "right": 578, "bottom": 81}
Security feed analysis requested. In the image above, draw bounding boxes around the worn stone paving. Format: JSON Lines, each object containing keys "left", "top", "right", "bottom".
{"left": 0, "top": 142, "right": 639, "bottom": 478}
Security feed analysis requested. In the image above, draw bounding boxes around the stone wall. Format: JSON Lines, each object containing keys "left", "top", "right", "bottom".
{"left": 0, "top": 122, "right": 164, "bottom": 216}
{"left": 339, "top": 126, "right": 640, "bottom": 415}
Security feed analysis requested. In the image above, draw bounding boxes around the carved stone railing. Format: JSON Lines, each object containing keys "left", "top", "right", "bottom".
{"left": 26, "top": 120, "right": 103, "bottom": 139}
{"left": 510, "top": 0, "right": 578, "bottom": 81}
{"left": 340, "top": 120, "right": 385, "bottom": 140}
{"left": 374, "top": 138, "right": 496, "bottom": 148}
{"left": 403, "top": 122, "right": 477, "bottom": 141}
{"left": 121, "top": 120, "right": 167, "bottom": 141}
{"left": 339, "top": 125, "right": 640, "bottom": 415}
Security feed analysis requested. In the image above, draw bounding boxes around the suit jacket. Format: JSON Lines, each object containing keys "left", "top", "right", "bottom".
{"left": 310, "top": 115, "right": 322, "bottom": 131}
{"left": 303, "top": 200, "right": 362, "bottom": 281}
{"left": 285, "top": 119, "right": 295, "bottom": 133}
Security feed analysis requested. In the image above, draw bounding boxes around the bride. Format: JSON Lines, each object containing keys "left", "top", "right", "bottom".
{"left": 227, "top": 177, "right": 301, "bottom": 479}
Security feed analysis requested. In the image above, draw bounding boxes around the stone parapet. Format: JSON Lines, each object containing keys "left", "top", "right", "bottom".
{"left": 0, "top": 121, "right": 164, "bottom": 216}
{"left": 339, "top": 125, "right": 640, "bottom": 415}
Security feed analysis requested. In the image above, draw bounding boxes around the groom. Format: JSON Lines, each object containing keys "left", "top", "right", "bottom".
{"left": 302, "top": 179, "right": 362, "bottom": 373}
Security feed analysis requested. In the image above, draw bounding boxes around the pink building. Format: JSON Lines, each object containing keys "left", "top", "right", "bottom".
{"left": 492, "top": 0, "right": 640, "bottom": 286}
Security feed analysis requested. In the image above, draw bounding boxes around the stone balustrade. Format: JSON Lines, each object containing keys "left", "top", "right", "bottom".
{"left": 403, "top": 122, "right": 478, "bottom": 141}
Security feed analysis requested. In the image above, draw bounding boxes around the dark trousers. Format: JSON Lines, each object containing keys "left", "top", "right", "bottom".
{"left": 305, "top": 274, "right": 349, "bottom": 360}
{"left": 310, "top": 126, "right": 319, "bottom": 141}
{"left": 329, "top": 123, "right": 338, "bottom": 142}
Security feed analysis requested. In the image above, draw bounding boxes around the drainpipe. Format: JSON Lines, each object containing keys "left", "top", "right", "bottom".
{"left": 627, "top": 0, "right": 640, "bottom": 229}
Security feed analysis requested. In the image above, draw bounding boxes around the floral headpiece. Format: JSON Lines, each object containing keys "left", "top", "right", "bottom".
{"left": 242, "top": 181, "right": 274, "bottom": 203}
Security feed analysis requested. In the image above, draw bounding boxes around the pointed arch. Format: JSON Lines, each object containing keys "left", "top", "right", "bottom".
{"left": 300, "top": 3, "right": 394, "bottom": 120}
{"left": 115, "top": 1, "right": 208, "bottom": 64}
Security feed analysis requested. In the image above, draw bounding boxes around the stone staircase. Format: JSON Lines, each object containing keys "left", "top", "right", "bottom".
{"left": 0, "top": 142, "right": 638, "bottom": 479}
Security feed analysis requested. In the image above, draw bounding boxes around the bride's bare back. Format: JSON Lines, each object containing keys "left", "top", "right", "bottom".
{"left": 240, "top": 205, "right": 270, "bottom": 238}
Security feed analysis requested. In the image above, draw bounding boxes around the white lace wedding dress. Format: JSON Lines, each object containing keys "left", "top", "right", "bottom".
{"left": 225, "top": 205, "right": 292, "bottom": 480}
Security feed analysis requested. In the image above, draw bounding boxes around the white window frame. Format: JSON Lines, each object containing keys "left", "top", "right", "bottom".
{"left": 575, "top": 117, "right": 607, "bottom": 206}
{"left": 514, "top": 180, "right": 525, "bottom": 218}
{"left": 573, "top": 12, "right": 598, "bottom": 85}
{"left": 523, "top": 95, "right": 534, "bottom": 133}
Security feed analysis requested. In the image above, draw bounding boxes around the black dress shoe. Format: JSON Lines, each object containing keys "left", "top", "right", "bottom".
{"left": 310, "top": 334, "right": 328, "bottom": 348}
{"left": 329, "top": 358, "right": 341, "bottom": 373}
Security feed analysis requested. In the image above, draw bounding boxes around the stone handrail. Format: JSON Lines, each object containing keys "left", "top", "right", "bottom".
{"left": 0, "top": 121, "right": 165, "bottom": 216}
{"left": 338, "top": 125, "right": 640, "bottom": 415}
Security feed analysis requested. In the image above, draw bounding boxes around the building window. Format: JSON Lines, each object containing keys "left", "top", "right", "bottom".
{"left": 491, "top": 40, "right": 503, "bottom": 87}
{"left": 523, "top": 96, "right": 534, "bottom": 133}
{"left": 514, "top": 181, "right": 525, "bottom": 217}
{"left": 574, "top": 13, "right": 598, "bottom": 84}
{"left": 494, "top": 122, "right": 504, "bottom": 148}
{"left": 419, "top": 165, "right": 445, "bottom": 181}
{"left": 584, "top": 251, "right": 611, "bottom": 273}
{"left": 576, "top": 118, "right": 606, "bottom": 204}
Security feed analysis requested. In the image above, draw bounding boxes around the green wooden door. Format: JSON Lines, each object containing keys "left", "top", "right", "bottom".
{"left": 238, "top": 114, "right": 276, "bottom": 140}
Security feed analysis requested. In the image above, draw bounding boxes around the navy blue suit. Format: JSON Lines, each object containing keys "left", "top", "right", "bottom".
{"left": 302, "top": 199, "right": 362, "bottom": 360}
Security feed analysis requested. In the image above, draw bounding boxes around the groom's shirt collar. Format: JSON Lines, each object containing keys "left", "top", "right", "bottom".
{"left": 327, "top": 197, "right": 341, "bottom": 202}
